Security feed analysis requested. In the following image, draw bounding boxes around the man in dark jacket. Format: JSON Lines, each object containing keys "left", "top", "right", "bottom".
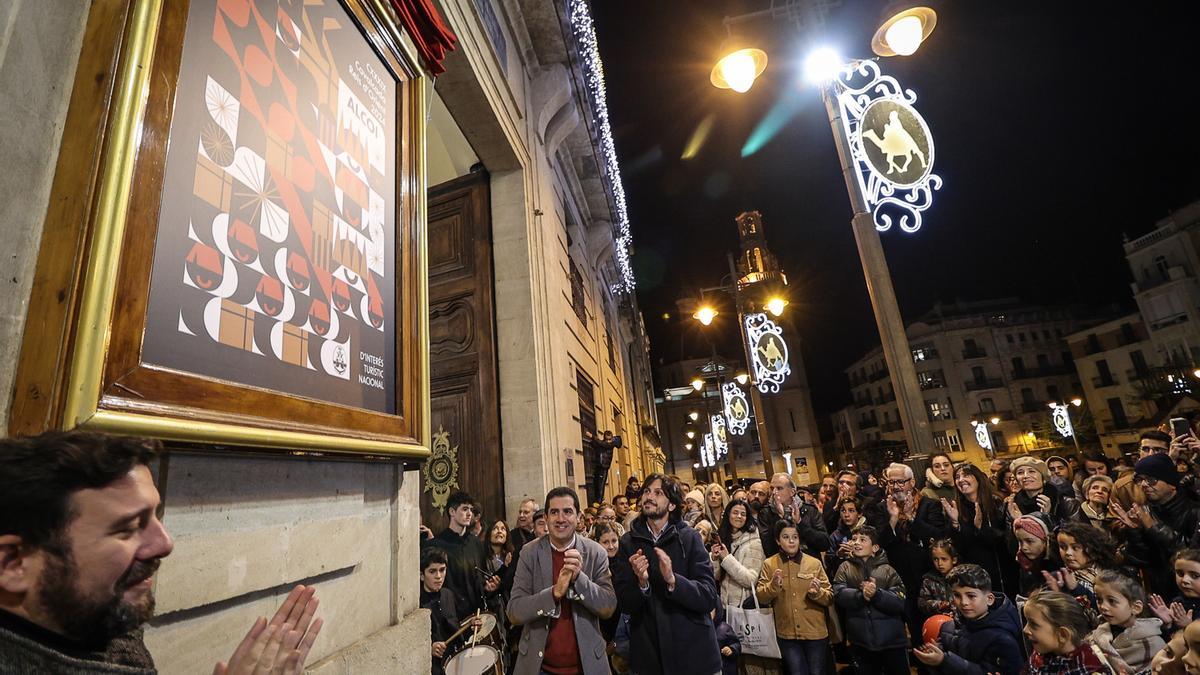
{"left": 423, "top": 491, "right": 501, "bottom": 615}
{"left": 0, "top": 431, "right": 324, "bottom": 674}
{"left": 611, "top": 473, "right": 721, "bottom": 675}
{"left": 1115, "top": 453, "right": 1200, "bottom": 597}
{"left": 759, "top": 472, "right": 830, "bottom": 558}
{"left": 874, "top": 462, "right": 951, "bottom": 648}
{"left": 912, "top": 564, "right": 1024, "bottom": 675}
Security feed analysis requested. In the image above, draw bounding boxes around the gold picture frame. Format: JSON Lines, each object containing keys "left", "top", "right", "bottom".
{"left": 9, "top": 0, "right": 430, "bottom": 459}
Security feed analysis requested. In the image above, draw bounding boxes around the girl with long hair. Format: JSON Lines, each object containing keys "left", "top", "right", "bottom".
{"left": 712, "top": 498, "right": 763, "bottom": 609}
{"left": 704, "top": 482, "right": 730, "bottom": 528}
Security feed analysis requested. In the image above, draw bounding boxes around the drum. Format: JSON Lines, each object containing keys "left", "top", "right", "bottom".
{"left": 444, "top": 613, "right": 503, "bottom": 675}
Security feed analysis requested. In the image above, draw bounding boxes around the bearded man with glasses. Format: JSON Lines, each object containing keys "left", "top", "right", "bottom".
{"left": 1112, "top": 430, "right": 1171, "bottom": 510}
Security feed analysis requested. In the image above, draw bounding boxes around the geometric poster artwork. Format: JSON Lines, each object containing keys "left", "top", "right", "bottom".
{"left": 143, "top": 0, "right": 397, "bottom": 414}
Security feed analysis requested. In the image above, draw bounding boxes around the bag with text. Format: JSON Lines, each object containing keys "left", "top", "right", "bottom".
{"left": 726, "top": 591, "right": 780, "bottom": 659}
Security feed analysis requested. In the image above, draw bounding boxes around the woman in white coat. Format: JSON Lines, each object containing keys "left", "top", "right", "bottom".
{"left": 711, "top": 498, "right": 764, "bottom": 609}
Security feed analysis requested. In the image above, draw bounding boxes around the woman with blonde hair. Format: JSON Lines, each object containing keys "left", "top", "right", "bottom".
{"left": 704, "top": 482, "right": 730, "bottom": 528}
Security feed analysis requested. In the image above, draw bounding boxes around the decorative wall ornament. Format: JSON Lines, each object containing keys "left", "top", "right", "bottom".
{"left": 567, "top": 0, "right": 635, "bottom": 293}
{"left": 423, "top": 425, "right": 460, "bottom": 509}
{"left": 745, "top": 312, "right": 790, "bottom": 394}
{"left": 1050, "top": 404, "right": 1075, "bottom": 438}
{"left": 972, "top": 420, "right": 993, "bottom": 452}
{"left": 710, "top": 414, "right": 729, "bottom": 459}
{"left": 722, "top": 381, "right": 751, "bottom": 435}
{"left": 702, "top": 432, "right": 715, "bottom": 468}
{"left": 835, "top": 59, "right": 942, "bottom": 233}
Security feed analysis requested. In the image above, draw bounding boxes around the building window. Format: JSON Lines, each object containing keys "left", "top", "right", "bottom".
{"left": 1006, "top": 334, "right": 1014, "bottom": 344}
{"left": 605, "top": 331, "right": 616, "bottom": 372}
{"left": 569, "top": 258, "right": 587, "bottom": 324}
{"left": 1018, "top": 332, "right": 1027, "bottom": 343}
{"left": 1107, "top": 397, "right": 1128, "bottom": 429}
{"left": 1156, "top": 255, "right": 1169, "bottom": 281}
{"left": 927, "top": 400, "right": 954, "bottom": 420}
{"left": 1047, "top": 384, "right": 1060, "bottom": 401}
{"left": 1042, "top": 329, "right": 1052, "bottom": 341}
{"left": 980, "top": 398, "right": 996, "bottom": 413}
{"left": 577, "top": 370, "right": 596, "bottom": 489}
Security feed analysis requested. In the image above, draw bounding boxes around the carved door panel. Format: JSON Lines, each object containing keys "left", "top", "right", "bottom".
{"left": 421, "top": 170, "right": 502, "bottom": 531}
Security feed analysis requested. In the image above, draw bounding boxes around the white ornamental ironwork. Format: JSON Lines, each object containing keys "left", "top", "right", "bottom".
{"left": 972, "top": 421, "right": 992, "bottom": 452}
{"left": 702, "top": 432, "right": 716, "bottom": 468}
{"left": 745, "top": 312, "right": 790, "bottom": 394}
{"left": 835, "top": 59, "right": 942, "bottom": 234}
{"left": 711, "top": 414, "right": 729, "bottom": 459}
{"left": 1051, "top": 404, "right": 1075, "bottom": 438}
{"left": 722, "top": 381, "right": 751, "bottom": 436}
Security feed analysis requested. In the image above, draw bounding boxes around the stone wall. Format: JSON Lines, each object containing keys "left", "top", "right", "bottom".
{"left": 0, "top": 4, "right": 430, "bottom": 673}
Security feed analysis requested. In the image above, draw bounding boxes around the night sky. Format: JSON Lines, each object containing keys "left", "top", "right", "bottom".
{"left": 590, "top": 2, "right": 1200, "bottom": 420}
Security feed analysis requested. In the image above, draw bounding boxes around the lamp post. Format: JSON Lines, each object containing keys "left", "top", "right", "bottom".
{"left": 1049, "top": 398, "right": 1084, "bottom": 454}
{"left": 710, "top": 6, "right": 940, "bottom": 459}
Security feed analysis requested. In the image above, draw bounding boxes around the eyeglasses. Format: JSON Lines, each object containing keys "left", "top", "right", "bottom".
{"left": 1133, "top": 475, "right": 1159, "bottom": 487}
{"left": 886, "top": 478, "right": 912, "bottom": 487}
{"left": 1139, "top": 445, "right": 1167, "bottom": 453}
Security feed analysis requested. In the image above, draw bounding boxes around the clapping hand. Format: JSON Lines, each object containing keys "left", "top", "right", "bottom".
{"left": 940, "top": 497, "right": 959, "bottom": 523}
{"left": 913, "top": 642, "right": 945, "bottom": 666}
{"left": 1109, "top": 502, "right": 1139, "bottom": 529}
{"left": 1170, "top": 601, "right": 1194, "bottom": 627}
{"left": 654, "top": 548, "right": 675, "bottom": 590}
{"left": 554, "top": 549, "right": 582, "bottom": 598}
{"left": 1034, "top": 493, "right": 1052, "bottom": 513}
{"left": 630, "top": 549, "right": 651, "bottom": 587}
{"left": 214, "top": 585, "right": 323, "bottom": 675}
{"left": 1149, "top": 594, "right": 1173, "bottom": 625}
{"left": 1005, "top": 498, "right": 1022, "bottom": 522}
{"left": 862, "top": 579, "right": 877, "bottom": 601}
{"left": 771, "top": 568, "right": 784, "bottom": 591}
{"left": 807, "top": 578, "right": 821, "bottom": 597}
{"left": 1042, "top": 568, "right": 1077, "bottom": 593}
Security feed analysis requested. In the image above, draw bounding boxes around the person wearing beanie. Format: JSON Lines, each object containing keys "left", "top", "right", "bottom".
{"left": 1006, "top": 456, "right": 1079, "bottom": 529}
{"left": 683, "top": 488, "right": 705, "bottom": 525}
{"left": 1119, "top": 452, "right": 1200, "bottom": 597}
{"left": 1080, "top": 474, "right": 1115, "bottom": 532}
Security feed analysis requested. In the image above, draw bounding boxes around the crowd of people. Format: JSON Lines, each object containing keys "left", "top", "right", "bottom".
{"left": 420, "top": 425, "right": 1200, "bottom": 675}
{"left": 10, "top": 425, "right": 1200, "bottom": 675}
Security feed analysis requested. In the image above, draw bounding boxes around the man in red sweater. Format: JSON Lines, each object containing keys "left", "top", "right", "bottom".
{"left": 507, "top": 487, "right": 616, "bottom": 674}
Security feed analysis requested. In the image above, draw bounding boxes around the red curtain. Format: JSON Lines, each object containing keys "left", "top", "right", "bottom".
{"left": 389, "top": 0, "right": 458, "bottom": 75}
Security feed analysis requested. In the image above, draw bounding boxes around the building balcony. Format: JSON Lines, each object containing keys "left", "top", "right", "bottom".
{"left": 867, "top": 370, "right": 889, "bottom": 382}
{"left": 880, "top": 421, "right": 903, "bottom": 432}
{"left": 965, "top": 378, "right": 1004, "bottom": 391}
{"left": 1125, "top": 368, "right": 1152, "bottom": 381}
{"left": 858, "top": 419, "right": 879, "bottom": 430}
{"left": 1011, "top": 365, "right": 1073, "bottom": 380}
{"left": 962, "top": 347, "right": 988, "bottom": 359}
{"left": 919, "top": 379, "right": 946, "bottom": 391}
{"left": 1149, "top": 312, "right": 1190, "bottom": 331}
{"left": 1092, "top": 375, "right": 1119, "bottom": 388}
{"left": 1020, "top": 401, "right": 1045, "bottom": 413}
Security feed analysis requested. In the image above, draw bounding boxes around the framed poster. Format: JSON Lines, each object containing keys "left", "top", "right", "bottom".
{"left": 10, "top": 0, "right": 429, "bottom": 458}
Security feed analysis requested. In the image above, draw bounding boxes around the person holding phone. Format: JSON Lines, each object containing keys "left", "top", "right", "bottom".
{"left": 1113, "top": 453, "right": 1200, "bottom": 598}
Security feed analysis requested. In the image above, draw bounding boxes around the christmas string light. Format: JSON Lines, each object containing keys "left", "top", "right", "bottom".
{"left": 568, "top": 0, "right": 635, "bottom": 293}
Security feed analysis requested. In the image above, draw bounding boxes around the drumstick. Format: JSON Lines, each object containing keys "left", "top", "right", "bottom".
{"left": 443, "top": 621, "right": 474, "bottom": 645}
{"left": 470, "top": 609, "right": 481, "bottom": 644}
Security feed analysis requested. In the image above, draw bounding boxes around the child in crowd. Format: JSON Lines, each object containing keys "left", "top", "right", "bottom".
{"left": 757, "top": 520, "right": 833, "bottom": 675}
{"left": 827, "top": 497, "right": 864, "bottom": 575}
{"left": 912, "top": 563, "right": 1024, "bottom": 675}
{"left": 420, "top": 548, "right": 461, "bottom": 675}
{"left": 712, "top": 607, "right": 741, "bottom": 675}
{"left": 1045, "top": 522, "right": 1118, "bottom": 613}
{"left": 1151, "top": 549, "right": 1200, "bottom": 633}
{"left": 1088, "top": 570, "right": 1164, "bottom": 674}
{"left": 919, "top": 538, "right": 958, "bottom": 620}
{"left": 1012, "top": 513, "right": 1055, "bottom": 601}
{"left": 832, "top": 525, "right": 910, "bottom": 675}
{"left": 1022, "top": 590, "right": 1112, "bottom": 675}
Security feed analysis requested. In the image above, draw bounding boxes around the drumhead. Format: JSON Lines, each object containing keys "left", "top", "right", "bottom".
{"left": 444, "top": 645, "right": 500, "bottom": 675}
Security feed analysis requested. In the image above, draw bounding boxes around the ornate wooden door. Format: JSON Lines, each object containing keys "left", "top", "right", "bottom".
{"left": 421, "top": 169, "right": 502, "bottom": 530}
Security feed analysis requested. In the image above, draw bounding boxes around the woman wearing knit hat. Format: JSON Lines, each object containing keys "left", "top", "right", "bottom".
{"left": 1005, "top": 456, "right": 1081, "bottom": 530}
{"left": 1080, "top": 474, "right": 1115, "bottom": 532}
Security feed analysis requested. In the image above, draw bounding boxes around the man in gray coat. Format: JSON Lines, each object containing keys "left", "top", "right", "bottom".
{"left": 507, "top": 486, "right": 616, "bottom": 675}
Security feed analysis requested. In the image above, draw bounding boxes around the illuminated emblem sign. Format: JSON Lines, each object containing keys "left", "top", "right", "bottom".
{"left": 745, "top": 313, "right": 790, "bottom": 394}
{"left": 702, "top": 432, "right": 716, "bottom": 467}
{"left": 722, "top": 382, "right": 751, "bottom": 435}
{"left": 711, "top": 414, "right": 729, "bottom": 459}
{"left": 836, "top": 60, "right": 942, "bottom": 233}
{"left": 1051, "top": 403, "right": 1075, "bottom": 438}
{"left": 972, "top": 421, "right": 992, "bottom": 452}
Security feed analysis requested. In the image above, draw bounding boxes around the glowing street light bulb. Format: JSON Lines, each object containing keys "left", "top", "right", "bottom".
{"left": 765, "top": 297, "right": 787, "bottom": 317}
{"left": 884, "top": 15, "right": 924, "bottom": 56}
{"left": 990, "top": 416, "right": 1000, "bottom": 425}
{"left": 735, "top": 372, "right": 749, "bottom": 385}
{"left": 694, "top": 306, "right": 718, "bottom": 326}
{"left": 804, "top": 47, "right": 843, "bottom": 84}
{"left": 710, "top": 47, "right": 767, "bottom": 93}
{"left": 686, "top": 430, "right": 696, "bottom": 439}
{"left": 1070, "top": 397, "right": 1083, "bottom": 407}
{"left": 691, "top": 377, "right": 704, "bottom": 391}
{"left": 685, "top": 443, "right": 693, "bottom": 450}
{"left": 688, "top": 410, "right": 700, "bottom": 421}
